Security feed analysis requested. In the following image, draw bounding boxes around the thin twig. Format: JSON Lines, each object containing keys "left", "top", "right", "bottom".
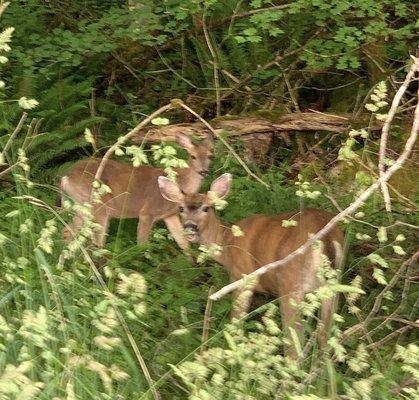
{"left": 0, "top": 163, "right": 16, "bottom": 179}
{"left": 226, "top": 0, "right": 243, "bottom": 38}
{"left": 361, "top": 253, "right": 417, "bottom": 338}
{"left": 342, "top": 251, "right": 419, "bottom": 339}
{"left": 177, "top": 102, "right": 269, "bottom": 188}
{"left": 193, "top": 287, "right": 215, "bottom": 395}
{"left": 368, "top": 250, "right": 419, "bottom": 320}
{"left": 22, "top": 117, "right": 41, "bottom": 151}
{"left": 307, "top": 109, "right": 349, "bottom": 120}
{"left": 218, "top": 65, "right": 252, "bottom": 92}
{"left": 210, "top": 59, "right": 419, "bottom": 301}
{"left": 378, "top": 58, "right": 419, "bottom": 213}
{"left": 1, "top": 112, "right": 28, "bottom": 155}
{"left": 92, "top": 104, "right": 173, "bottom": 191}
{"left": 226, "top": 3, "right": 291, "bottom": 19}
{"left": 365, "top": 326, "right": 412, "bottom": 349}
{"left": 353, "top": 84, "right": 376, "bottom": 121}
{"left": 202, "top": 8, "right": 221, "bottom": 116}
{"left": 200, "top": 287, "right": 214, "bottom": 355}
{"left": 88, "top": 88, "right": 99, "bottom": 152}
{"left": 362, "top": 48, "right": 398, "bottom": 92}
{"left": 284, "top": 73, "right": 300, "bottom": 112}
{"left": 219, "top": 32, "right": 321, "bottom": 103}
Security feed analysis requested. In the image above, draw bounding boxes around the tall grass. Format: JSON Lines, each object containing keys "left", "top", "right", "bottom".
{"left": 0, "top": 152, "right": 417, "bottom": 398}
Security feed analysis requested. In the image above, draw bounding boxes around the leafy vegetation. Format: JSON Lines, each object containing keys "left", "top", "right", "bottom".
{"left": 0, "top": 1, "right": 418, "bottom": 399}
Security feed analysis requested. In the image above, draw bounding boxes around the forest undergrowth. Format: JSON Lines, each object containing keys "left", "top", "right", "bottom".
{"left": 0, "top": 1, "right": 418, "bottom": 399}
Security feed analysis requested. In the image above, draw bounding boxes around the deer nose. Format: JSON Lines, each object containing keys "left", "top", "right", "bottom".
{"left": 184, "top": 222, "right": 198, "bottom": 232}
{"left": 199, "top": 169, "right": 209, "bottom": 177}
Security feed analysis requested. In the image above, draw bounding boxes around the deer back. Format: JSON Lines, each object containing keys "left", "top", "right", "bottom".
{"left": 61, "top": 159, "right": 175, "bottom": 218}
{"left": 61, "top": 134, "right": 213, "bottom": 219}
{"left": 220, "top": 209, "right": 344, "bottom": 296}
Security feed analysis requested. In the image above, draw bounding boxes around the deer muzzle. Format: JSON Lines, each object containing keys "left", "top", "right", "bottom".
{"left": 183, "top": 222, "right": 199, "bottom": 242}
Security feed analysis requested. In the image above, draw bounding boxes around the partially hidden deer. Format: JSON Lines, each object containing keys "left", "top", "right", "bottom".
{"left": 60, "top": 134, "right": 213, "bottom": 249}
{"left": 158, "top": 173, "right": 345, "bottom": 358}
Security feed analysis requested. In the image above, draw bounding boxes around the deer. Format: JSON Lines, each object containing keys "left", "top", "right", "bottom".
{"left": 158, "top": 172, "right": 345, "bottom": 358}
{"left": 60, "top": 134, "right": 213, "bottom": 250}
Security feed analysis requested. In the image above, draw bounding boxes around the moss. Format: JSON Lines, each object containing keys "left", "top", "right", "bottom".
{"left": 327, "top": 155, "right": 419, "bottom": 197}
{"left": 210, "top": 114, "right": 244, "bottom": 123}
{"left": 388, "top": 157, "right": 419, "bottom": 197}
{"left": 246, "top": 108, "right": 288, "bottom": 121}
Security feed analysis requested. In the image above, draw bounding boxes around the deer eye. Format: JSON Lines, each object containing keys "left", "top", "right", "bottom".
{"left": 202, "top": 206, "right": 210, "bottom": 212}
{"left": 179, "top": 206, "right": 184, "bottom": 212}
{"left": 191, "top": 155, "right": 197, "bottom": 160}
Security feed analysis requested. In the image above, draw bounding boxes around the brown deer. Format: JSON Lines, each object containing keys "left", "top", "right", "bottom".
{"left": 60, "top": 134, "right": 213, "bottom": 249}
{"left": 158, "top": 173, "right": 344, "bottom": 358}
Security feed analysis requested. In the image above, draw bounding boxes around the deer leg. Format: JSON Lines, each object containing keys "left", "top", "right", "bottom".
{"left": 163, "top": 214, "right": 189, "bottom": 251}
{"left": 92, "top": 211, "right": 110, "bottom": 247}
{"left": 280, "top": 291, "right": 304, "bottom": 360}
{"left": 63, "top": 212, "right": 84, "bottom": 242}
{"left": 319, "top": 296, "right": 334, "bottom": 349}
{"left": 137, "top": 215, "right": 155, "bottom": 244}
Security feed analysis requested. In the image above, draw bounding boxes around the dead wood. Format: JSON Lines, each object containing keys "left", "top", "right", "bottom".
{"left": 130, "top": 112, "right": 380, "bottom": 163}
{"left": 132, "top": 112, "right": 379, "bottom": 144}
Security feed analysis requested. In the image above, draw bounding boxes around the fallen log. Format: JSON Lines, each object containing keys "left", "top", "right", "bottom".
{"left": 132, "top": 112, "right": 379, "bottom": 141}
{"left": 131, "top": 112, "right": 381, "bottom": 162}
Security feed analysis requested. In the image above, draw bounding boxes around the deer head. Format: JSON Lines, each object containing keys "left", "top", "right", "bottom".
{"left": 176, "top": 134, "right": 213, "bottom": 177}
{"left": 158, "top": 173, "right": 231, "bottom": 243}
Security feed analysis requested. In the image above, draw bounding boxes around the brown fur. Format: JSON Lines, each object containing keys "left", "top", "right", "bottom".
{"left": 60, "top": 136, "right": 213, "bottom": 248}
{"left": 159, "top": 174, "right": 345, "bottom": 358}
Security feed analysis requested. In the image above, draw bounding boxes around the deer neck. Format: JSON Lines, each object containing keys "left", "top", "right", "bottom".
{"left": 176, "top": 168, "right": 202, "bottom": 194}
{"left": 199, "top": 211, "right": 231, "bottom": 265}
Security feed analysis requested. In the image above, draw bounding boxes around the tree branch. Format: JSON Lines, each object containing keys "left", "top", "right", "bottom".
{"left": 378, "top": 58, "right": 418, "bottom": 213}
{"left": 1, "top": 112, "right": 27, "bottom": 155}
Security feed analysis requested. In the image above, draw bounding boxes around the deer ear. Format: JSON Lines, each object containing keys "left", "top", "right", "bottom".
{"left": 209, "top": 173, "right": 232, "bottom": 200}
{"left": 158, "top": 176, "right": 184, "bottom": 203}
{"left": 176, "top": 134, "right": 194, "bottom": 150}
{"left": 201, "top": 135, "right": 214, "bottom": 150}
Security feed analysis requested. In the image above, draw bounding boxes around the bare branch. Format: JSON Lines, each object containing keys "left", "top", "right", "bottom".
{"left": 367, "top": 251, "right": 419, "bottom": 321}
{"left": 218, "top": 31, "right": 322, "bottom": 103}
{"left": 91, "top": 104, "right": 173, "bottom": 193}
{"left": 378, "top": 58, "right": 419, "bottom": 213}
{"left": 366, "top": 325, "right": 412, "bottom": 350}
{"left": 202, "top": 10, "right": 221, "bottom": 117}
{"left": 226, "top": 3, "right": 291, "bottom": 19}
{"left": 1, "top": 112, "right": 27, "bottom": 155}
{"left": 177, "top": 102, "right": 269, "bottom": 188}
{"left": 342, "top": 251, "right": 419, "bottom": 339}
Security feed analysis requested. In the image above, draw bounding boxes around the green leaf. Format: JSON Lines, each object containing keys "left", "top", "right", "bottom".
{"left": 250, "top": 0, "right": 262, "bottom": 8}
